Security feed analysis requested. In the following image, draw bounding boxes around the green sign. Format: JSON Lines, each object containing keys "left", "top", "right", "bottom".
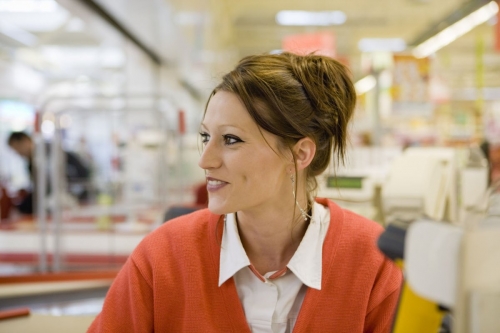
{"left": 326, "top": 176, "right": 363, "bottom": 189}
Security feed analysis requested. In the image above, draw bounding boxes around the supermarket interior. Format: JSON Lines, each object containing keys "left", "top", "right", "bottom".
{"left": 0, "top": 0, "right": 500, "bottom": 332}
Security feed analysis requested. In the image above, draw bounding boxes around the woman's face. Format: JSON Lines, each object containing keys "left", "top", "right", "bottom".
{"left": 198, "top": 91, "right": 291, "bottom": 215}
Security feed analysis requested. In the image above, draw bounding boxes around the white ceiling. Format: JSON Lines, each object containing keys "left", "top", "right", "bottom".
{"left": 168, "top": 0, "right": 500, "bottom": 88}
{"left": 0, "top": 0, "right": 499, "bottom": 95}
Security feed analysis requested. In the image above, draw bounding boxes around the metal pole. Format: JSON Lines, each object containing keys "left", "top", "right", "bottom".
{"left": 51, "top": 117, "right": 63, "bottom": 272}
{"left": 35, "top": 132, "right": 47, "bottom": 273}
{"left": 153, "top": 59, "right": 167, "bottom": 206}
{"left": 373, "top": 71, "right": 382, "bottom": 146}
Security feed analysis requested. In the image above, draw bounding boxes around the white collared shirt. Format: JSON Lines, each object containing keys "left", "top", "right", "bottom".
{"left": 219, "top": 202, "right": 331, "bottom": 333}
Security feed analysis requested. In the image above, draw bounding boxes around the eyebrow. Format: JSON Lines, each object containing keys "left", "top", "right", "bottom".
{"left": 200, "top": 123, "right": 246, "bottom": 132}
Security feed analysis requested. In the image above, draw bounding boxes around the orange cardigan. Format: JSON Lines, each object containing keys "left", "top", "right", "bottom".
{"left": 88, "top": 198, "right": 402, "bottom": 332}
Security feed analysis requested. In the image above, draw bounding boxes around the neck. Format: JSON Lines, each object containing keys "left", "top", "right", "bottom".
{"left": 235, "top": 197, "right": 311, "bottom": 275}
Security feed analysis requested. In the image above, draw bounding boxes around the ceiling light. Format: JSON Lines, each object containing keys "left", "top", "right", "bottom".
{"left": 354, "top": 75, "right": 376, "bottom": 95}
{"left": 413, "top": 0, "right": 498, "bottom": 58}
{"left": 0, "top": 100, "right": 35, "bottom": 125}
{"left": 276, "top": 10, "right": 346, "bottom": 26}
{"left": 66, "top": 17, "right": 85, "bottom": 32}
{"left": 76, "top": 75, "right": 90, "bottom": 83}
{"left": 41, "top": 120, "right": 55, "bottom": 135}
{"left": 0, "top": 0, "right": 58, "bottom": 12}
{"left": 358, "top": 38, "right": 406, "bottom": 53}
{"left": 174, "top": 12, "right": 206, "bottom": 26}
{"left": 60, "top": 114, "right": 72, "bottom": 129}
{"left": 0, "top": 21, "right": 37, "bottom": 45}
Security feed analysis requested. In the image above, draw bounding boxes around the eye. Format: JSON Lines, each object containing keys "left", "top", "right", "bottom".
{"left": 223, "top": 135, "right": 243, "bottom": 145}
{"left": 199, "top": 132, "right": 210, "bottom": 144}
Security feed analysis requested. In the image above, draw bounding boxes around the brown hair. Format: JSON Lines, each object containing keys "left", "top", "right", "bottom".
{"left": 207, "top": 52, "right": 356, "bottom": 196}
{"left": 7, "top": 131, "right": 31, "bottom": 146}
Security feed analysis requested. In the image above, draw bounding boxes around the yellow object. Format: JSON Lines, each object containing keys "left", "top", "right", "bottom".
{"left": 392, "top": 282, "right": 446, "bottom": 333}
{"left": 96, "top": 193, "right": 113, "bottom": 230}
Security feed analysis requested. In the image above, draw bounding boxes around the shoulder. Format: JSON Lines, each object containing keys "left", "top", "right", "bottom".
{"left": 340, "top": 205, "right": 383, "bottom": 239}
{"left": 318, "top": 198, "right": 385, "bottom": 259}
{"left": 318, "top": 198, "right": 402, "bottom": 304}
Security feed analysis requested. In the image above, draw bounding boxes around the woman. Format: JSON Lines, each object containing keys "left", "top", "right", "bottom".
{"left": 88, "top": 52, "right": 402, "bottom": 333}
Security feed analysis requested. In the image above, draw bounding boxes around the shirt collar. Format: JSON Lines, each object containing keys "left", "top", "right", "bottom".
{"left": 218, "top": 213, "right": 250, "bottom": 287}
{"left": 287, "top": 201, "right": 330, "bottom": 290}
{"left": 218, "top": 201, "right": 330, "bottom": 290}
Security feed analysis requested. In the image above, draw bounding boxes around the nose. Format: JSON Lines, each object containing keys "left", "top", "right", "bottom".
{"left": 198, "top": 141, "right": 222, "bottom": 171}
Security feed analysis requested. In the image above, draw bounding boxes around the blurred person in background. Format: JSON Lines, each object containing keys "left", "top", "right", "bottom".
{"left": 89, "top": 52, "right": 402, "bottom": 333}
{"left": 7, "top": 131, "right": 92, "bottom": 214}
{"left": 0, "top": 183, "right": 12, "bottom": 221}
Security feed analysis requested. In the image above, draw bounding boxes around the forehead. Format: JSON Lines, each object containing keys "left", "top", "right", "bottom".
{"left": 203, "top": 91, "right": 256, "bottom": 129}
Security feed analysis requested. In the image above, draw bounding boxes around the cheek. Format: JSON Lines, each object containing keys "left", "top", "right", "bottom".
{"left": 248, "top": 160, "right": 284, "bottom": 186}
{"left": 230, "top": 149, "right": 285, "bottom": 187}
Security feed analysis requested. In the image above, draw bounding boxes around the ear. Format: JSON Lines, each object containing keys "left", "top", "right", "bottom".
{"left": 292, "top": 137, "right": 316, "bottom": 172}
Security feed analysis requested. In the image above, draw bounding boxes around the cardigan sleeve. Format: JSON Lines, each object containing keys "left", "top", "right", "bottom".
{"left": 364, "top": 257, "right": 402, "bottom": 333}
{"left": 87, "top": 256, "right": 154, "bottom": 333}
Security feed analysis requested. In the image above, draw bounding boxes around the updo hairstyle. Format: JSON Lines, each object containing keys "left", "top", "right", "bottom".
{"left": 209, "top": 52, "right": 356, "bottom": 194}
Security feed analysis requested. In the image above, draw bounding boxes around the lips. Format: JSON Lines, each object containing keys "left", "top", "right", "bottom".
{"left": 206, "top": 177, "right": 228, "bottom": 192}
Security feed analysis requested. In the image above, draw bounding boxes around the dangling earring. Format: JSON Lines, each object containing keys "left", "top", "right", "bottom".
{"left": 290, "top": 174, "right": 313, "bottom": 222}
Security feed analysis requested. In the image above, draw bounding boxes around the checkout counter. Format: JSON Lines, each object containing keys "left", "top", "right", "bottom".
{"left": 0, "top": 202, "right": 163, "bottom": 332}
{"left": 0, "top": 270, "right": 116, "bottom": 333}
{"left": 378, "top": 146, "right": 498, "bottom": 333}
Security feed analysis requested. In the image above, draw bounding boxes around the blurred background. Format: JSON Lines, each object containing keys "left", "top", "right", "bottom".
{"left": 0, "top": 0, "right": 499, "bottom": 331}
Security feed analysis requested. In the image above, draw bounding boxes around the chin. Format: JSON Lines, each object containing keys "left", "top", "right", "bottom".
{"left": 207, "top": 205, "right": 227, "bottom": 216}
{"left": 207, "top": 200, "right": 233, "bottom": 216}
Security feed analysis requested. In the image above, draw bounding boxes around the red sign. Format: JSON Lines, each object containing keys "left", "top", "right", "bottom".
{"left": 34, "top": 110, "right": 41, "bottom": 134}
{"left": 178, "top": 109, "right": 186, "bottom": 135}
{"left": 282, "top": 31, "right": 336, "bottom": 57}
{"left": 496, "top": 5, "right": 500, "bottom": 52}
